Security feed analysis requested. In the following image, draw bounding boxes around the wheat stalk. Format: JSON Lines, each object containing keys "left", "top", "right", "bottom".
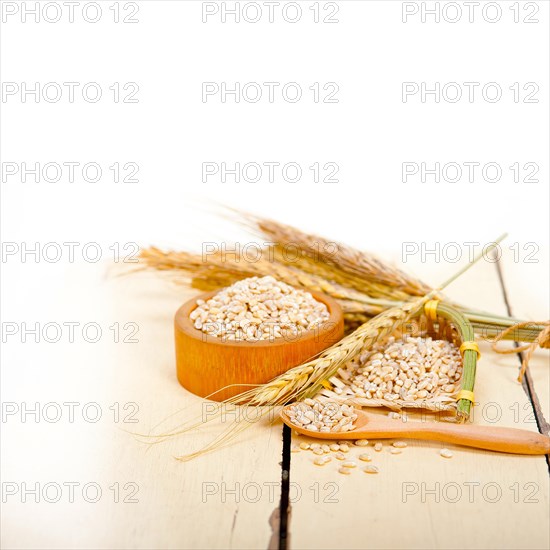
{"left": 269, "top": 246, "right": 415, "bottom": 301}
{"left": 160, "top": 236, "right": 509, "bottom": 460}
{"left": 246, "top": 216, "right": 432, "bottom": 297}
{"left": 173, "top": 295, "right": 431, "bottom": 461}
{"left": 139, "top": 246, "right": 387, "bottom": 314}
{"left": 244, "top": 295, "right": 430, "bottom": 406}
{"left": 139, "top": 226, "right": 545, "bottom": 343}
{"left": 211, "top": 237, "right": 506, "bottom": 413}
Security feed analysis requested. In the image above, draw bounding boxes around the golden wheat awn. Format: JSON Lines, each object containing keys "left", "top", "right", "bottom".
{"left": 140, "top": 243, "right": 544, "bottom": 343}
{"left": 132, "top": 226, "right": 550, "bottom": 460}
{"left": 245, "top": 216, "right": 432, "bottom": 296}
{"left": 140, "top": 213, "right": 547, "bottom": 344}
{"left": 139, "top": 295, "right": 431, "bottom": 460}
{"left": 138, "top": 246, "right": 387, "bottom": 316}
{"left": 252, "top": 218, "right": 549, "bottom": 341}
{"left": 172, "top": 295, "right": 431, "bottom": 461}
{"left": 137, "top": 220, "right": 548, "bottom": 424}
{"left": 269, "top": 245, "right": 416, "bottom": 301}
{"left": 151, "top": 236, "right": 510, "bottom": 460}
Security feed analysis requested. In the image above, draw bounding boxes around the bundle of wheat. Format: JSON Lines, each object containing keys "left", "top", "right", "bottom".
{"left": 139, "top": 215, "right": 547, "bottom": 345}
{"left": 134, "top": 215, "right": 548, "bottom": 459}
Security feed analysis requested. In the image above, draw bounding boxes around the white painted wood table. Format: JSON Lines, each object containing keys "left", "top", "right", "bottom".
{"left": 2, "top": 256, "right": 548, "bottom": 550}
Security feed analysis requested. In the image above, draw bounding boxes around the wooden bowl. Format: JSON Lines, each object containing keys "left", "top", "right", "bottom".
{"left": 174, "top": 290, "right": 344, "bottom": 401}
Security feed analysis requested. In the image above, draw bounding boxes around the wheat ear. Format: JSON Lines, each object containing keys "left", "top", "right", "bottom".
{"left": 173, "top": 295, "right": 432, "bottom": 461}
{"left": 246, "top": 216, "right": 432, "bottom": 296}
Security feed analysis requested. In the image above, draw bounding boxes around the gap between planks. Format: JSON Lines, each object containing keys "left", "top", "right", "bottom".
{"left": 278, "top": 424, "right": 292, "bottom": 550}
{"left": 494, "top": 257, "right": 550, "bottom": 474}
{"left": 280, "top": 257, "right": 550, "bottom": 549}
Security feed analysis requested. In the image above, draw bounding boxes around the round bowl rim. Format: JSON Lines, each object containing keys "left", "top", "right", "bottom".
{"left": 174, "top": 289, "right": 344, "bottom": 349}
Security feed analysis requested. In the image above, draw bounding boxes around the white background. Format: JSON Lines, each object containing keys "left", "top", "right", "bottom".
{"left": 1, "top": 1, "right": 549, "bottom": 548}
{"left": 2, "top": 1, "right": 549, "bottom": 252}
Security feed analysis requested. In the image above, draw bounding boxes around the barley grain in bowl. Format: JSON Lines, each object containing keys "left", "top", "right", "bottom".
{"left": 174, "top": 277, "right": 344, "bottom": 401}
{"left": 190, "top": 276, "right": 330, "bottom": 342}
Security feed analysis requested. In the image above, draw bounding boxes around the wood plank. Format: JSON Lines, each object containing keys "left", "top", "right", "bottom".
{"left": 288, "top": 259, "right": 550, "bottom": 550}
{"left": 105, "top": 270, "right": 285, "bottom": 550}
{"left": 1, "top": 265, "right": 284, "bottom": 550}
{"left": 497, "top": 252, "right": 550, "bottom": 432}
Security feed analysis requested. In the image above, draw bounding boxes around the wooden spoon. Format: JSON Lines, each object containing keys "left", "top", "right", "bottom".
{"left": 281, "top": 405, "right": 550, "bottom": 455}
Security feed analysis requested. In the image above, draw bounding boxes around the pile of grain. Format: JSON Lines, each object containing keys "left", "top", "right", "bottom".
{"left": 329, "top": 336, "right": 463, "bottom": 403}
{"left": 286, "top": 398, "right": 357, "bottom": 433}
{"left": 190, "top": 276, "right": 329, "bottom": 341}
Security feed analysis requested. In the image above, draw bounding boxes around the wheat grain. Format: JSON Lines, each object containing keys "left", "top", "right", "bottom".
{"left": 228, "top": 295, "right": 432, "bottom": 409}
{"left": 248, "top": 216, "right": 432, "bottom": 296}
{"left": 191, "top": 275, "right": 329, "bottom": 341}
{"left": 286, "top": 400, "right": 357, "bottom": 432}
{"left": 323, "top": 335, "right": 463, "bottom": 408}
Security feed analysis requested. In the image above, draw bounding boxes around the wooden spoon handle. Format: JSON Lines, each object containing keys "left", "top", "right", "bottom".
{"left": 359, "top": 420, "right": 550, "bottom": 455}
